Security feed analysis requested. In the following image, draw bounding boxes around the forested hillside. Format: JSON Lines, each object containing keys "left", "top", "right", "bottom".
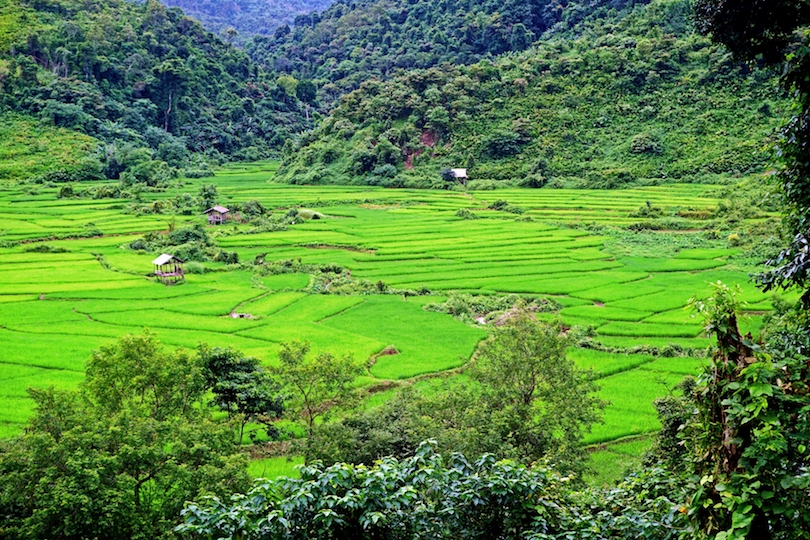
{"left": 276, "top": 0, "right": 785, "bottom": 188}
{"left": 159, "top": 0, "right": 334, "bottom": 43}
{"left": 0, "top": 0, "right": 310, "bottom": 180}
{"left": 246, "top": 0, "right": 577, "bottom": 97}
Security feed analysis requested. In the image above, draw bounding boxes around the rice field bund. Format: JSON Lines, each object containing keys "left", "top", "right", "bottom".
{"left": 0, "top": 162, "right": 784, "bottom": 481}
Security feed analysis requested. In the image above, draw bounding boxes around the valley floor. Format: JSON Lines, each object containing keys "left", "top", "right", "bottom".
{"left": 0, "top": 161, "right": 782, "bottom": 483}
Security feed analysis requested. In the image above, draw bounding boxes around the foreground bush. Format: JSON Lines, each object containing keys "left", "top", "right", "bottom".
{"left": 179, "top": 442, "right": 688, "bottom": 540}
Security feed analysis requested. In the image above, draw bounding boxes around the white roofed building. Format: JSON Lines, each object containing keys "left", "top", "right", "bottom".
{"left": 450, "top": 168, "right": 468, "bottom": 185}
{"left": 152, "top": 253, "right": 184, "bottom": 285}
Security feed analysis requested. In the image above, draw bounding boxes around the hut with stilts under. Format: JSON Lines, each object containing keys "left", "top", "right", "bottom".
{"left": 152, "top": 253, "right": 185, "bottom": 285}
{"left": 205, "top": 205, "right": 230, "bottom": 225}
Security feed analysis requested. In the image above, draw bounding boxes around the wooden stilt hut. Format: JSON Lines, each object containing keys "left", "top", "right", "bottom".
{"left": 152, "top": 253, "right": 185, "bottom": 285}
{"left": 205, "top": 205, "right": 230, "bottom": 225}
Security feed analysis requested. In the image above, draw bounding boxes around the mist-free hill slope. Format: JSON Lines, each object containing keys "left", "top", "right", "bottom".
{"left": 275, "top": 0, "right": 786, "bottom": 188}
{"left": 159, "top": 0, "right": 334, "bottom": 43}
{"left": 245, "top": 0, "right": 593, "bottom": 98}
{"left": 0, "top": 0, "right": 308, "bottom": 165}
{"left": 0, "top": 114, "right": 97, "bottom": 182}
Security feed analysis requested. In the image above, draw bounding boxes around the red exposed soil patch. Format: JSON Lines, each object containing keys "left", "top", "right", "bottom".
{"left": 366, "top": 380, "right": 398, "bottom": 394}
{"left": 421, "top": 130, "right": 439, "bottom": 147}
{"left": 404, "top": 148, "right": 424, "bottom": 170}
{"left": 594, "top": 302, "right": 605, "bottom": 307}
{"left": 378, "top": 345, "right": 400, "bottom": 356}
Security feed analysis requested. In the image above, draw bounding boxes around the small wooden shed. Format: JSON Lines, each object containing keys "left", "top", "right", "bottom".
{"left": 152, "top": 253, "right": 184, "bottom": 285}
{"left": 205, "top": 205, "right": 230, "bottom": 225}
{"left": 451, "top": 168, "right": 468, "bottom": 186}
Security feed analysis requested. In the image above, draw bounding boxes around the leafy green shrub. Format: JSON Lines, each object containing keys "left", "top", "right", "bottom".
{"left": 517, "top": 174, "right": 547, "bottom": 188}
{"left": 482, "top": 129, "right": 524, "bottom": 158}
{"left": 57, "top": 185, "right": 75, "bottom": 199}
{"left": 487, "top": 199, "right": 526, "bottom": 214}
{"left": 627, "top": 218, "right": 694, "bottom": 231}
{"left": 213, "top": 250, "right": 239, "bottom": 264}
{"left": 184, "top": 169, "right": 215, "bottom": 178}
{"left": 120, "top": 159, "right": 176, "bottom": 187}
{"left": 127, "top": 238, "right": 150, "bottom": 251}
{"left": 466, "top": 179, "right": 503, "bottom": 190}
{"left": 169, "top": 193, "right": 197, "bottom": 215}
{"left": 630, "top": 132, "right": 663, "bottom": 154}
{"left": 584, "top": 169, "right": 637, "bottom": 189}
{"left": 185, "top": 261, "right": 205, "bottom": 274}
{"left": 630, "top": 202, "right": 664, "bottom": 218}
{"left": 168, "top": 225, "right": 210, "bottom": 246}
{"left": 35, "top": 158, "right": 104, "bottom": 183}
{"left": 349, "top": 145, "right": 377, "bottom": 175}
{"left": 180, "top": 441, "right": 689, "bottom": 539}
{"left": 237, "top": 199, "right": 268, "bottom": 218}
{"left": 368, "top": 164, "right": 398, "bottom": 185}
{"left": 714, "top": 198, "right": 760, "bottom": 223}
{"left": 425, "top": 293, "right": 560, "bottom": 323}
{"left": 321, "top": 146, "right": 341, "bottom": 164}
{"left": 169, "top": 243, "right": 208, "bottom": 262}
{"left": 24, "top": 244, "right": 70, "bottom": 253}
{"left": 77, "top": 184, "right": 127, "bottom": 200}
{"left": 179, "top": 442, "right": 569, "bottom": 540}
{"left": 455, "top": 208, "right": 479, "bottom": 219}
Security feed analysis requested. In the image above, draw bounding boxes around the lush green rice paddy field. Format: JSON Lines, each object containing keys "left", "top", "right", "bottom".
{"left": 0, "top": 162, "right": 784, "bottom": 482}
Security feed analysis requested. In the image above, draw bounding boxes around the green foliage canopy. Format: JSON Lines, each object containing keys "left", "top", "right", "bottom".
{"left": 273, "top": 340, "right": 363, "bottom": 442}
{"left": 306, "top": 308, "right": 602, "bottom": 476}
{"left": 179, "top": 441, "right": 689, "bottom": 539}
{"left": 0, "top": 0, "right": 309, "bottom": 164}
{"left": 276, "top": 0, "right": 784, "bottom": 187}
{"left": 696, "top": 0, "right": 810, "bottom": 302}
{"left": 200, "top": 345, "right": 284, "bottom": 444}
{"left": 0, "top": 332, "right": 251, "bottom": 540}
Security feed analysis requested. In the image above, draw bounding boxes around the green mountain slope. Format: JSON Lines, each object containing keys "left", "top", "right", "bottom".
{"left": 159, "top": 0, "right": 334, "bottom": 43}
{"left": 0, "top": 0, "right": 309, "bottom": 166}
{"left": 275, "top": 0, "right": 785, "bottom": 188}
{"left": 0, "top": 114, "right": 97, "bottom": 182}
{"left": 245, "top": 0, "right": 575, "bottom": 98}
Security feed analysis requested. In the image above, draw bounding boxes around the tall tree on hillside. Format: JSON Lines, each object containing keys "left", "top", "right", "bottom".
{"left": 678, "top": 283, "right": 810, "bottom": 539}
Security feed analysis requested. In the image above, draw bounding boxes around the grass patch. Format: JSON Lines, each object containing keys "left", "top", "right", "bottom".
{"left": 248, "top": 456, "right": 304, "bottom": 479}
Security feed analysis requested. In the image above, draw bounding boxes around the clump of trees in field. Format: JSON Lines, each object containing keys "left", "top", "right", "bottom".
{"left": 307, "top": 309, "right": 603, "bottom": 475}
{"left": 0, "top": 332, "right": 253, "bottom": 540}
{"left": 0, "top": 311, "right": 605, "bottom": 538}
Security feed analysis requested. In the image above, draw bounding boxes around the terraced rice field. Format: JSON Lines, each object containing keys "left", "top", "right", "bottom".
{"left": 0, "top": 162, "right": 783, "bottom": 480}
